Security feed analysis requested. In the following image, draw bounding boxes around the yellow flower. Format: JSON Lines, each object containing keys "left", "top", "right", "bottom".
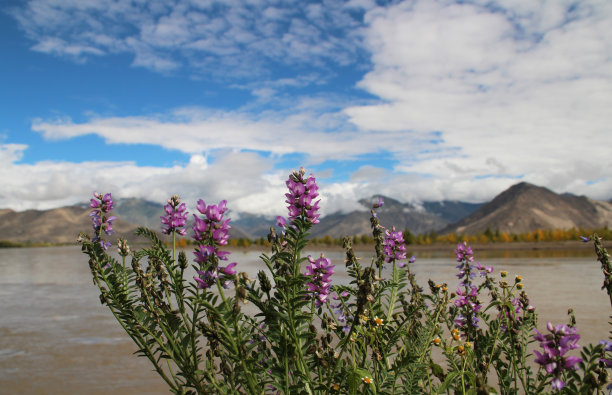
{"left": 432, "top": 337, "right": 441, "bottom": 346}
{"left": 515, "top": 275, "right": 522, "bottom": 283}
{"left": 374, "top": 316, "right": 384, "bottom": 327}
{"left": 332, "top": 383, "right": 340, "bottom": 391}
{"left": 362, "top": 376, "right": 373, "bottom": 384}
{"left": 501, "top": 270, "right": 508, "bottom": 278}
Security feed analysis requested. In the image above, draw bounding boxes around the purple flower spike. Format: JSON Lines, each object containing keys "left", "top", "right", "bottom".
{"left": 191, "top": 198, "right": 237, "bottom": 288}
{"left": 89, "top": 191, "right": 115, "bottom": 250}
{"left": 192, "top": 199, "right": 231, "bottom": 246}
{"left": 580, "top": 236, "right": 590, "bottom": 242}
{"left": 160, "top": 195, "right": 188, "bottom": 236}
{"left": 534, "top": 322, "right": 582, "bottom": 391}
{"left": 285, "top": 168, "right": 320, "bottom": 224}
{"left": 383, "top": 227, "right": 407, "bottom": 264}
{"left": 305, "top": 254, "right": 334, "bottom": 307}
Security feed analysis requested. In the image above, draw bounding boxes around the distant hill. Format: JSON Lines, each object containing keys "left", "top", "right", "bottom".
{"left": 3, "top": 183, "right": 608, "bottom": 244}
{"left": 422, "top": 201, "right": 483, "bottom": 224}
{"left": 442, "top": 182, "right": 612, "bottom": 235}
{"left": 310, "top": 196, "right": 452, "bottom": 238}
{"left": 0, "top": 205, "right": 139, "bottom": 244}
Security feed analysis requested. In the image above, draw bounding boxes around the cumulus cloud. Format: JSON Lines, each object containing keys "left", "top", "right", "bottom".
{"left": 0, "top": 145, "right": 290, "bottom": 214}
{"left": 344, "top": 0, "right": 612, "bottom": 199}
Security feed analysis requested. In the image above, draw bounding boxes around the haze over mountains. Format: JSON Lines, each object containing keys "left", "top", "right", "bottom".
{"left": 0, "top": 182, "right": 610, "bottom": 244}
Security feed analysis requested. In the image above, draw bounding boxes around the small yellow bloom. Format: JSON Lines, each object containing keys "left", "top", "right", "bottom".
{"left": 362, "top": 376, "right": 373, "bottom": 384}
{"left": 517, "top": 283, "right": 524, "bottom": 290}
{"left": 332, "top": 383, "right": 340, "bottom": 391}
{"left": 432, "top": 337, "right": 441, "bottom": 346}
{"left": 465, "top": 341, "right": 472, "bottom": 349}
{"left": 361, "top": 315, "right": 369, "bottom": 323}
{"left": 374, "top": 316, "right": 384, "bottom": 327}
{"left": 501, "top": 270, "right": 508, "bottom": 278}
{"left": 515, "top": 275, "right": 522, "bottom": 283}
{"left": 442, "top": 286, "right": 447, "bottom": 292}
{"left": 457, "top": 345, "right": 466, "bottom": 355}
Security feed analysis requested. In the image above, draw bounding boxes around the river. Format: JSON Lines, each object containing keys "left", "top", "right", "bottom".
{"left": 0, "top": 244, "right": 609, "bottom": 394}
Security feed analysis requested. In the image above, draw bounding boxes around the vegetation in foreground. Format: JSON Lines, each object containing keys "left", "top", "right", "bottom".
{"left": 80, "top": 168, "right": 612, "bottom": 394}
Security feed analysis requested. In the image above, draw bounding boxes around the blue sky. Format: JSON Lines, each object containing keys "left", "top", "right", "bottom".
{"left": 1, "top": 0, "right": 611, "bottom": 216}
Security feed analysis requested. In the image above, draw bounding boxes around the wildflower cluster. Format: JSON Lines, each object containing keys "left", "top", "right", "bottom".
{"left": 285, "top": 167, "right": 320, "bottom": 224}
{"left": 534, "top": 322, "right": 582, "bottom": 390}
{"left": 79, "top": 170, "right": 612, "bottom": 395}
{"left": 160, "top": 195, "right": 188, "bottom": 235}
{"left": 89, "top": 192, "right": 116, "bottom": 249}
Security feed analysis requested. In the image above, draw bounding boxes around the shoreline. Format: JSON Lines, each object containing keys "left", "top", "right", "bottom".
{"left": 226, "top": 239, "right": 612, "bottom": 253}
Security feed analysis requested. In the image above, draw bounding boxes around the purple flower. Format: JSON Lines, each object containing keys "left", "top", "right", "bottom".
{"left": 194, "top": 269, "right": 218, "bottom": 289}
{"left": 475, "top": 261, "right": 493, "bottom": 276}
{"left": 285, "top": 168, "right": 320, "bottom": 224}
{"left": 455, "top": 242, "right": 474, "bottom": 263}
{"left": 383, "top": 227, "right": 407, "bottom": 264}
{"left": 276, "top": 216, "right": 287, "bottom": 228}
{"left": 160, "top": 195, "right": 188, "bottom": 235}
{"left": 191, "top": 199, "right": 237, "bottom": 287}
{"left": 220, "top": 262, "right": 238, "bottom": 276}
{"left": 533, "top": 322, "right": 582, "bottom": 391}
{"left": 89, "top": 192, "right": 115, "bottom": 250}
{"left": 305, "top": 254, "right": 334, "bottom": 307}
{"left": 580, "top": 236, "right": 590, "bottom": 242}
{"left": 192, "top": 199, "right": 231, "bottom": 246}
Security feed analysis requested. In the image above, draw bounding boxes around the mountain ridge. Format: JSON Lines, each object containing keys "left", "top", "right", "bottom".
{"left": 442, "top": 182, "right": 612, "bottom": 235}
{"left": 0, "top": 182, "right": 610, "bottom": 244}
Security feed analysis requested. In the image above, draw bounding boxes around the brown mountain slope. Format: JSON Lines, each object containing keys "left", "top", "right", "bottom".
{"left": 0, "top": 206, "right": 139, "bottom": 244}
{"left": 443, "top": 182, "right": 612, "bottom": 235}
{"left": 0, "top": 204, "right": 253, "bottom": 244}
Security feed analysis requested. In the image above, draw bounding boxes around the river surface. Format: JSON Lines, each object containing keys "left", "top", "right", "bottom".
{"left": 0, "top": 244, "right": 609, "bottom": 394}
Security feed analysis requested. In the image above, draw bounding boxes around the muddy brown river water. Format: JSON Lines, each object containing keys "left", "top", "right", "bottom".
{"left": 0, "top": 244, "right": 608, "bottom": 394}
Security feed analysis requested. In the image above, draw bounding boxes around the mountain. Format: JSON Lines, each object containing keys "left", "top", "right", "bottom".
{"left": 310, "top": 196, "right": 456, "bottom": 238}
{"left": 422, "top": 201, "right": 483, "bottom": 224}
{"left": 0, "top": 205, "right": 139, "bottom": 244}
{"left": 6, "top": 183, "right": 608, "bottom": 244}
{"left": 443, "top": 182, "right": 612, "bottom": 235}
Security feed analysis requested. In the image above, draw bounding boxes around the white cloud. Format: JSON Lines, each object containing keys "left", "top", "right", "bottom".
{"left": 343, "top": 0, "right": 612, "bottom": 199}
{"left": 10, "top": 0, "right": 372, "bottom": 79}
{"left": 31, "top": 104, "right": 444, "bottom": 164}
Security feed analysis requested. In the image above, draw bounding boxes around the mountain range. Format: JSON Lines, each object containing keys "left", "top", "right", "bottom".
{"left": 0, "top": 182, "right": 610, "bottom": 244}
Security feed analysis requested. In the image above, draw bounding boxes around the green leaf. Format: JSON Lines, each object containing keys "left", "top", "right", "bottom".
{"left": 439, "top": 371, "right": 459, "bottom": 392}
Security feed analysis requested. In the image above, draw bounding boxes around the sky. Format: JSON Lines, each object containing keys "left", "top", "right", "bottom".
{"left": 1, "top": 0, "right": 611, "bottom": 218}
